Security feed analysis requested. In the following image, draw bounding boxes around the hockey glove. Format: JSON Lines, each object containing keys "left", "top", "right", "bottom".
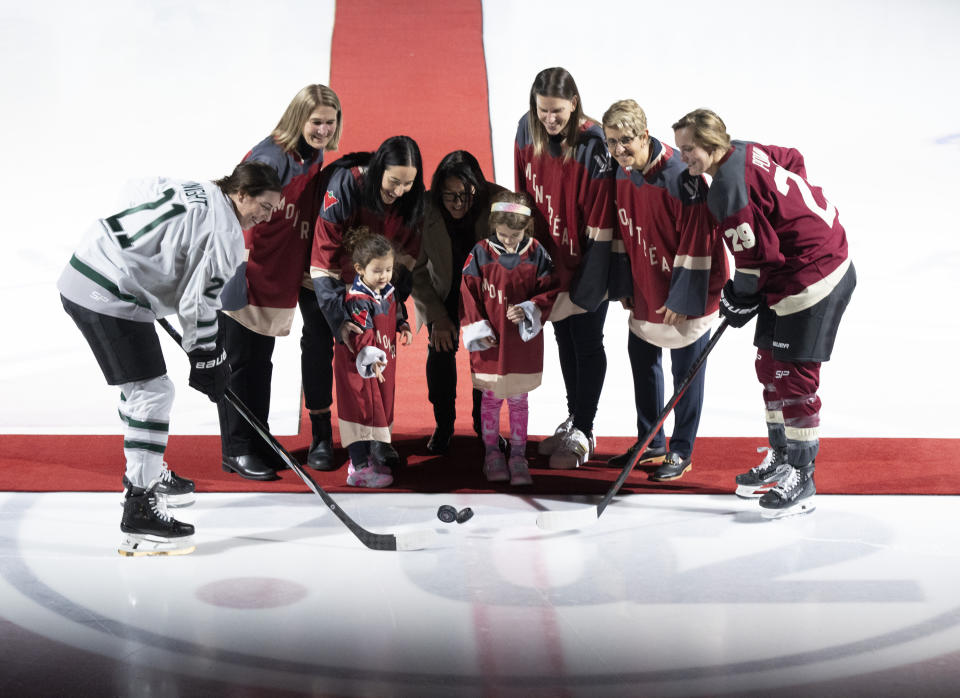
{"left": 187, "top": 346, "right": 230, "bottom": 402}
{"left": 719, "top": 279, "right": 761, "bottom": 328}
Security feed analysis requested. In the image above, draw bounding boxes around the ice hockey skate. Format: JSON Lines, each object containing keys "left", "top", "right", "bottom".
{"left": 122, "top": 463, "right": 195, "bottom": 507}
{"left": 759, "top": 464, "right": 816, "bottom": 519}
{"left": 119, "top": 483, "right": 195, "bottom": 556}
{"left": 734, "top": 446, "right": 792, "bottom": 498}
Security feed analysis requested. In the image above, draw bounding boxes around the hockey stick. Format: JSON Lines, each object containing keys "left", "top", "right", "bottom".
{"left": 157, "top": 318, "right": 436, "bottom": 551}
{"left": 536, "top": 319, "right": 729, "bottom": 531}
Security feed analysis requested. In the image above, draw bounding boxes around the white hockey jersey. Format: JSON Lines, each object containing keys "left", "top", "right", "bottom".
{"left": 57, "top": 177, "right": 245, "bottom": 352}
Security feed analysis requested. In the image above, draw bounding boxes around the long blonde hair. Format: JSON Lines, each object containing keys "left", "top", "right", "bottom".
{"left": 271, "top": 84, "right": 342, "bottom": 153}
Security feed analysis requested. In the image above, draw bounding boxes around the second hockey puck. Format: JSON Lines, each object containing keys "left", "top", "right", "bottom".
{"left": 455, "top": 507, "right": 474, "bottom": 524}
{"left": 437, "top": 505, "right": 458, "bottom": 523}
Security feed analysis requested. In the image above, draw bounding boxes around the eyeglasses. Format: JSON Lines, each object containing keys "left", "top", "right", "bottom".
{"left": 605, "top": 135, "right": 637, "bottom": 150}
{"left": 441, "top": 191, "right": 473, "bottom": 205}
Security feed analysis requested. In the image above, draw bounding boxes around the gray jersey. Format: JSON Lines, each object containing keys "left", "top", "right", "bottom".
{"left": 57, "top": 177, "right": 244, "bottom": 351}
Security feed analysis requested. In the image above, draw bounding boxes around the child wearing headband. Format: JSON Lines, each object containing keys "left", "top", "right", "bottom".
{"left": 460, "top": 191, "right": 559, "bottom": 485}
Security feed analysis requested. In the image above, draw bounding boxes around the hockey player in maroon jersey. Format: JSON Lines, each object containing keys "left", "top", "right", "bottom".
{"left": 514, "top": 67, "right": 616, "bottom": 469}
{"left": 58, "top": 162, "right": 283, "bottom": 555}
{"left": 602, "top": 100, "right": 728, "bottom": 482}
{"left": 461, "top": 192, "right": 559, "bottom": 485}
{"left": 673, "top": 109, "right": 856, "bottom": 518}
{"left": 218, "top": 85, "right": 343, "bottom": 481}
{"left": 333, "top": 228, "right": 412, "bottom": 488}
{"left": 310, "top": 136, "right": 425, "bottom": 471}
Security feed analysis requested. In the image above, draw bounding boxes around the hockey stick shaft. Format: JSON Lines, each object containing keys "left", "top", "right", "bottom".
{"left": 596, "top": 319, "right": 729, "bottom": 516}
{"left": 157, "top": 318, "right": 430, "bottom": 551}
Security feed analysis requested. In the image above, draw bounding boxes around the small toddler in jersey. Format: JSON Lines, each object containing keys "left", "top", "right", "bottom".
{"left": 333, "top": 226, "right": 412, "bottom": 488}
{"left": 460, "top": 192, "right": 560, "bottom": 486}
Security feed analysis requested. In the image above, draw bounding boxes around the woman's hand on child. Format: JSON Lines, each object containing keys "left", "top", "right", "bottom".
{"left": 339, "top": 320, "right": 363, "bottom": 351}
{"left": 399, "top": 326, "right": 413, "bottom": 346}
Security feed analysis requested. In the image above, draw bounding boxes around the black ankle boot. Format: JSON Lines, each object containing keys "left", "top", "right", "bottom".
{"left": 307, "top": 411, "right": 336, "bottom": 471}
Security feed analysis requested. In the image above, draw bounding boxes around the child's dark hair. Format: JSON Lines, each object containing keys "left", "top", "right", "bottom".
{"left": 488, "top": 191, "right": 534, "bottom": 234}
{"left": 343, "top": 225, "right": 394, "bottom": 268}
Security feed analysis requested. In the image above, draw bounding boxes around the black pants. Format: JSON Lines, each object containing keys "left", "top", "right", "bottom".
{"left": 552, "top": 301, "right": 608, "bottom": 437}
{"left": 218, "top": 288, "right": 334, "bottom": 458}
{"left": 425, "top": 321, "right": 482, "bottom": 434}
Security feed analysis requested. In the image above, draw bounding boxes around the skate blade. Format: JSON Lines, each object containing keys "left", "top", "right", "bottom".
{"left": 734, "top": 484, "right": 772, "bottom": 498}
{"left": 118, "top": 533, "right": 196, "bottom": 556}
{"left": 761, "top": 497, "right": 816, "bottom": 519}
{"left": 119, "top": 545, "right": 196, "bottom": 557}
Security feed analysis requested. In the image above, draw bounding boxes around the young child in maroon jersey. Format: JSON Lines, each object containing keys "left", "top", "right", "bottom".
{"left": 460, "top": 192, "right": 559, "bottom": 486}
{"left": 334, "top": 226, "right": 413, "bottom": 488}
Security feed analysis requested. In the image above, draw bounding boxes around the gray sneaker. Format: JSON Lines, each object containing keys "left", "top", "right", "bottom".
{"left": 735, "top": 447, "right": 791, "bottom": 498}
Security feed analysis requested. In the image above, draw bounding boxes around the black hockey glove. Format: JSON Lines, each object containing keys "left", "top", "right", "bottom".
{"left": 719, "top": 279, "right": 761, "bottom": 328}
{"left": 187, "top": 346, "right": 230, "bottom": 402}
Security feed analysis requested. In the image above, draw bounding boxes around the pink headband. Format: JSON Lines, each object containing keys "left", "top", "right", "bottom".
{"left": 491, "top": 202, "right": 531, "bottom": 216}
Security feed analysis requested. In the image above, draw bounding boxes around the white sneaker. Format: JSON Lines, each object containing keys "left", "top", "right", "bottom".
{"left": 537, "top": 416, "right": 573, "bottom": 456}
{"left": 549, "top": 428, "right": 594, "bottom": 469}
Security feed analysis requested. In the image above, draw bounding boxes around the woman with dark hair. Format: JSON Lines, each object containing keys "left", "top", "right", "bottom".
{"left": 411, "top": 150, "right": 504, "bottom": 454}
{"left": 310, "top": 135, "right": 426, "bottom": 470}
{"left": 514, "top": 67, "right": 616, "bottom": 469}
{"left": 57, "top": 161, "right": 282, "bottom": 555}
{"left": 218, "top": 84, "right": 343, "bottom": 482}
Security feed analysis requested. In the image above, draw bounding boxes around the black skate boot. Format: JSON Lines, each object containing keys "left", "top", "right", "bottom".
{"left": 759, "top": 463, "right": 816, "bottom": 519}
{"left": 119, "top": 484, "right": 195, "bottom": 556}
{"left": 122, "top": 463, "right": 195, "bottom": 507}
{"left": 307, "top": 411, "right": 335, "bottom": 471}
{"left": 734, "top": 447, "right": 791, "bottom": 498}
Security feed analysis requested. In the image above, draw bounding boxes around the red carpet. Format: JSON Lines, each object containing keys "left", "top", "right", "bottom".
{"left": 1, "top": 434, "right": 958, "bottom": 496}
{"left": 5, "top": 1, "right": 957, "bottom": 497}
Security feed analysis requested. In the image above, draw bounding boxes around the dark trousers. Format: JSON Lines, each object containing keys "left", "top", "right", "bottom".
{"left": 218, "top": 288, "right": 334, "bottom": 458}
{"left": 627, "top": 329, "right": 710, "bottom": 460}
{"left": 552, "top": 301, "right": 608, "bottom": 437}
{"left": 425, "top": 322, "right": 482, "bottom": 434}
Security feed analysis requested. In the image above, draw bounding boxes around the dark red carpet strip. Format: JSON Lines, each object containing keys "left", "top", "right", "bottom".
{"left": 1, "top": 435, "right": 957, "bottom": 495}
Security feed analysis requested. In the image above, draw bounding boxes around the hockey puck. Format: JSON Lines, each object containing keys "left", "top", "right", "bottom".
{"left": 456, "top": 507, "right": 474, "bottom": 524}
{"left": 437, "top": 505, "right": 458, "bottom": 523}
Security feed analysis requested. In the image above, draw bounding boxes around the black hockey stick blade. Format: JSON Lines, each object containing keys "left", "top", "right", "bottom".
{"left": 157, "top": 318, "right": 437, "bottom": 551}
{"left": 536, "top": 320, "right": 729, "bottom": 532}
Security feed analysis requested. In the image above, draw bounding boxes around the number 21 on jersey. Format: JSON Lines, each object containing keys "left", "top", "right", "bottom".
{"left": 105, "top": 188, "right": 185, "bottom": 249}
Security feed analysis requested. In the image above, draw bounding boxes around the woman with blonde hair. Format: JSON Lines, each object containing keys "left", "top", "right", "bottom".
{"left": 673, "top": 108, "right": 856, "bottom": 518}
{"left": 218, "top": 84, "right": 343, "bottom": 481}
{"left": 514, "top": 67, "right": 615, "bottom": 469}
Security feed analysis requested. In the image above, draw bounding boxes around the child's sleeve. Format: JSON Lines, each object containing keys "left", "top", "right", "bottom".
{"left": 459, "top": 247, "right": 496, "bottom": 352}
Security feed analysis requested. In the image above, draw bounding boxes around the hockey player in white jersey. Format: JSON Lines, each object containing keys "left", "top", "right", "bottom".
{"left": 58, "top": 161, "right": 282, "bottom": 556}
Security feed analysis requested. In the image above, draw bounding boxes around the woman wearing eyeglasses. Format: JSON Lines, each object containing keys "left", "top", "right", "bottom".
{"left": 601, "top": 99, "right": 728, "bottom": 482}
{"left": 411, "top": 150, "right": 505, "bottom": 454}
{"left": 514, "top": 67, "right": 615, "bottom": 469}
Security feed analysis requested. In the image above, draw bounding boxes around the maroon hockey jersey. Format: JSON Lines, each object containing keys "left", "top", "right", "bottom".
{"left": 334, "top": 277, "right": 401, "bottom": 446}
{"left": 310, "top": 165, "right": 420, "bottom": 331}
{"left": 223, "top": 136, "right": 323, "bottom": 336}
{"left": 460, "top": 236, "right": 558, "bottom": 398}
{"left": 707, "top": 141, "right": 850, "bottom": 315}
{"left": 514, "top": 116, "right": 615, "bottom": 320}
{"left": 611, "top": 137, "right": 728, "bottom": 348}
